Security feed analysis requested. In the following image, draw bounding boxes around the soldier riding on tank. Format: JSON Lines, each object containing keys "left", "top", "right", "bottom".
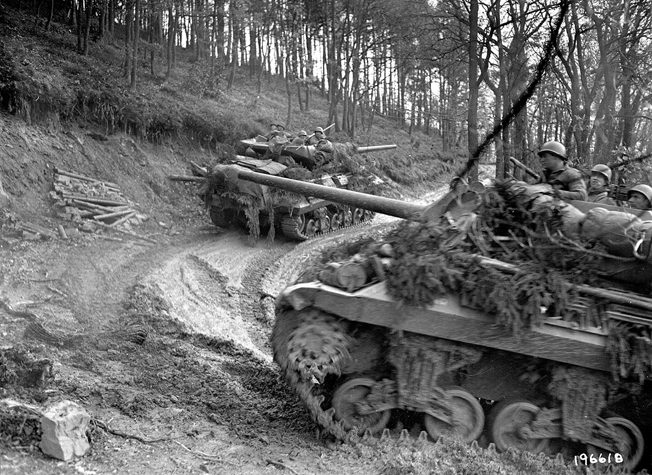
{"left": 587, "top": 164, "right": 615, "bottom": 205}
{"left": 537, "top": 141, "right": 587, "bottom": 201}
{"left": 627, "top": 184, "right": 652, "bottom": 210}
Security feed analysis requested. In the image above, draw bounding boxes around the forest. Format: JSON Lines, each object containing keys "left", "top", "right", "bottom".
{"left": 13, "top": 0, "right": 652, "bottom": 178}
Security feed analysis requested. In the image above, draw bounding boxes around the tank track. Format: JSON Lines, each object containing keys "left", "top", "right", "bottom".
{"left": 279, "top": 207, "right": 375, "bottom": 241}
{"left": 271, "top": 307, "right": 351, "bottom": 439}
{"left": 271, "top": 307, "right": 434, "bottom": 445}
{"left": 272, "top": 306, "right": 648, "bottom": 469}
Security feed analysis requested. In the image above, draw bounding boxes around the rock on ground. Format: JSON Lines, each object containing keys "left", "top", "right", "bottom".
{"left": 39, "top": 400, "right": 91, "bottom": 461}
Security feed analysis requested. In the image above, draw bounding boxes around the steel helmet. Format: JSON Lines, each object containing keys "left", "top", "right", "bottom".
{"left": 590, "top": 164, "right": 612, "bottom": 182}
{"left": 628, "top": 184, "right": 652, "bottom": 205}
{"left": 298, "top": 130, "right": 307, "bottom": 137}
{"left": 538, "top": 141, "right": 567, "bottom": 161}
{"left": 314, "top": 127, "right": 325, "bottom": 134}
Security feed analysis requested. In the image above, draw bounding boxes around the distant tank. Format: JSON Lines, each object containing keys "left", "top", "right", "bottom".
{"left": 202, "top": 157, "right": 385, "bottom": 240}
{"left": 240, "top": 137, "right": 397, "bottom": 170}
{"left": 269, "top": 178, "right": 652, "bottom": 470}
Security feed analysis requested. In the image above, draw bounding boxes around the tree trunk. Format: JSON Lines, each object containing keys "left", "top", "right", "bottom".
{"left": 123, "top": 0, "right": 131, "bottom": 75}
{"left": 166, "top": 6, "right": 174, "bottom": 79}
{"left": 226, "top": 0, "right": 238, "bottom": 90}
{"left": 467, "top": 0, "right": 479, "bottom": 182}
{"left": 130, "top": 0, "right": 140, "bottom": 89}
{"left": 45, "top": 0, "right": 54, "bottom": 30}
{"left": 76, "top": 0, "right": 82, "bottom": 53}
{"left": 82, "top": 0, "right": 92, "bottom": 55}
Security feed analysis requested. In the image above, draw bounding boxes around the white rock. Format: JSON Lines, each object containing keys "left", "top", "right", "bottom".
{"left": 39, "top": 400, "right": 91, "bottom": 461}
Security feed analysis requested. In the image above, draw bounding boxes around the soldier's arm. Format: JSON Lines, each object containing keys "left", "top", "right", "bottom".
{"left": 557, "top": 170, "right": 588, "bottom": 200}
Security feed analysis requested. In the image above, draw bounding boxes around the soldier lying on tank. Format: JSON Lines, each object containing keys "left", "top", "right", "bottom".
{"left": 586, "top": 164, "right": 615, "bottom": 205}
{"left": 537, "top": 140, "right": 587, "bottom": 201}
{"left": 277, "top": 124, "right": 293, "bottom": 140}
{"left": 263, "top": 134, "right": 289, "bottom": 160}
{"left": 627, "top": 184, "right": 652, "bottom": 210}
{"left": 316, "top": 137, "right": 334, "bottom": 154}
{"left": 265, "top": 123, "right": 280, "bottom": 140}
{"left": 291, "top": 130, "right": 308, "bottom": 146}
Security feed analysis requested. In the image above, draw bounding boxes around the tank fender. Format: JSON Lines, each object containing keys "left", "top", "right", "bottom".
{"left": 276, "top": 282, "right": 356, "bottom": 311}
{"left": 276, "top": 283, "right": 320, "bottom": 310}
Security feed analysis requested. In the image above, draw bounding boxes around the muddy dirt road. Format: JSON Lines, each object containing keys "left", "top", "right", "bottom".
{"left": 0, "top": 210, "right": 414, "bottom": 474}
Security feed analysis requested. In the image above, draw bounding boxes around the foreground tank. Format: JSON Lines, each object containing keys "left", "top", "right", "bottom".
{"left": 270, "top": 180, "right": 652, "bottom": 470}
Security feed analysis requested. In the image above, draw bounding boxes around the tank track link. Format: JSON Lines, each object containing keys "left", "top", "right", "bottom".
{"left": 279, "top": 207, "right": 374, "bottom": 242}
{"left": 271, "top": 307, "right": 435, "bottom": 446}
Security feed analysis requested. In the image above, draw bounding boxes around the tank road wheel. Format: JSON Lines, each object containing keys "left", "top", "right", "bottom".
{"left": 352, "top": 208, "right": 364, "bottom": 225}
{"left": 332, "top": 378, "right": 391, "bottom": 435}
{"left": 280, "top": 214, "right": 308, "bottom": 241}
{"left": 586, "top": 417, "right": 644, "bottom": 470}
{"left": 209, "top": 207, "right": 231, "bottom": 228}
{"left": 303, "top": 218, "right": 317, "bottom": 237}
{"left": 362, "top": 210, "right": 376, "bottom": 222}
{"left": 318, "top": 215, "right": 331, "bottom": 234}
{"left": 423, "top": 388, "right": 485, "bottom": 442}
{"left": 488, "top": 401, "right": 550, "bottom": 453}
{"left": 330, "top": 211, "right": 343, "bottom": 230}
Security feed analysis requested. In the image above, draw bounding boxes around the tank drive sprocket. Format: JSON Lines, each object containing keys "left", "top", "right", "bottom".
{"left": 272, "top": 307, "right": 352, "bottom": 439}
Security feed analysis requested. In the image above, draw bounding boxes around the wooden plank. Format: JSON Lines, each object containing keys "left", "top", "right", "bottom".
{"left": 93, "top": 221, "right": 156, "bottom": 244}
{"left": 62, "top": 194, "right": 129, "bottom": 207}
{"left": 71, "top": 200, "right": 125, "bottom": 213}
{"left": 93, "top": 209, "right": 135, "bottom": 221}
{"left": 168, "top": 175, "right": 206, "bottom": 183}
{"left": 17, "top": 222, "right": 57, "bottom": 238}
{"left": 54, "top": 168, "right": 119, "bottom": 189}
{"left": 109, "top": 211, "right": 137, "bottom": 227}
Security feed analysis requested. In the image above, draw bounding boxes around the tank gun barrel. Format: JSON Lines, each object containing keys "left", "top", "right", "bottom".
{"left": 607, "top": 152, "right": 652, "bottom": 169}
{"left": 356, "top": 144, "right": 398, "bottom": 153}
{"left": 217, "top": 165, "right": 425, "bottom": 219}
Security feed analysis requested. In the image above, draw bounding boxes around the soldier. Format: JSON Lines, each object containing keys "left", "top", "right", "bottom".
{"left": 537, "top": 141, "right": 587, "bottom": 201}
{"left": 265, "top": 123, "right": 280, "bottom": 140}
{"left": 275, "top": 124, "right": 292, "bottom": 140}
{"left": 587, "top": 164, "right": 616, "bottom": 205}
{"left": 627, "top": 184, "right": 652, "bottom": 210}
{"left": 292, "top": 130, "right": 308, "bottom": 146}
{"left": 307, "top": 126, "right": 326, "bottom": 145}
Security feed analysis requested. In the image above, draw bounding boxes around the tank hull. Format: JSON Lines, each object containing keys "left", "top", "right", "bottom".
{"left": 207, "top": 162, "right": 376, "bottom": 240}
{"left": 272, "top": 272, "right": 652, "bottom": 469}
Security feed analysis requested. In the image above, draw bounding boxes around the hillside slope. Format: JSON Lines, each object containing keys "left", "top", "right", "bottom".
{"left": 0, "top": 3, "right": 460, "bottom": 235}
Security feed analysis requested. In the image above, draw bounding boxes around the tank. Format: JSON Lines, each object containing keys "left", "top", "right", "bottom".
{"left": 240, "top": 138, "right": 397, "bottom": 170}
{"left": 202, "top": 157, "right": 390, "bottom": 240}
{"left": 270, "top": 178, "right": 652, "bottom": 469}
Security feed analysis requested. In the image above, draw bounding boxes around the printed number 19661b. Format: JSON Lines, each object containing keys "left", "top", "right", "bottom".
{"left": 575, "top": 453, "right": 623, "bottom": 465}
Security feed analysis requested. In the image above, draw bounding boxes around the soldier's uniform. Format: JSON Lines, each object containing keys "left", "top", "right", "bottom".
{"left": 587, "top": 164, "right": 615, "bottom": 205}
{"left": 587, "top": 190, "right": 615, "bottom": 205}
{"left": 537, "top": 141, "right": 587, "bottom": 201}
{"left": 541, "top": 166, "right": 588, "bottom": 201}
{"left": 292, "top": 130, "right": 308, "bottom": 146}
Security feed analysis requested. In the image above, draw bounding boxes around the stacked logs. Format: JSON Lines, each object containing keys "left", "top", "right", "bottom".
{"left": 51, "top": 168, "right": 140, "bottom": 228}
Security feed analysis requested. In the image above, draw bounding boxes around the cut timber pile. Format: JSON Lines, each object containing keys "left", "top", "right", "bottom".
{"left": 50, "top": 168, "right": 142, "bottom": 229}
